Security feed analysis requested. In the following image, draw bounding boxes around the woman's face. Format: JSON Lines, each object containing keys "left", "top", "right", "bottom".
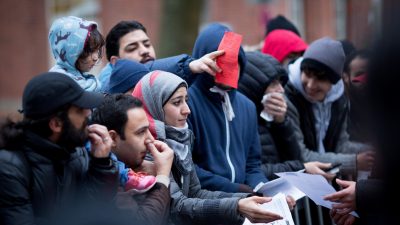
{"left": 163, "top": 86, "right": 190, "bottom": 128}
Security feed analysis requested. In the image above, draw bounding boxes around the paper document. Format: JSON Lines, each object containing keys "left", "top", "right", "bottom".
{"left": 254, "top": 177, "right": 305, "bottom": 201}
{"left": 243, "top": 193, "right": 295, "bottom": 225}
{"left": 276, "top": 172, "right": 359, "bottom": 217}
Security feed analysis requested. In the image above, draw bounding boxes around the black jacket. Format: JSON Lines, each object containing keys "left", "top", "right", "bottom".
{"left": 0, "top": 131, "right": 119, "bottom": 225}
{"left": 285, "top": 83, "right": 349, "bottom": 152}
{"left": 239, "top": 51, "right": 304, "bottom": 179}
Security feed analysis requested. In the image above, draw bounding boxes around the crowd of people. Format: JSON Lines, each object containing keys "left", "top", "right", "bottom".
{"left": 0, "top": 14, "right": 397, "bottom": 225}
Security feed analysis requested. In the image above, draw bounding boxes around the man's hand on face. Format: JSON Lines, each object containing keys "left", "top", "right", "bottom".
{"left": 87, "top": 124, "right": 112, "bottom": 158}
{"left": 146, "top": 139, "right": 174, "bottom": 176}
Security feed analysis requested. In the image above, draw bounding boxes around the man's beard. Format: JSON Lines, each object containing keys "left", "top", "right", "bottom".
{"left": 58, "top": 117, "right": 89, "bottom": 152}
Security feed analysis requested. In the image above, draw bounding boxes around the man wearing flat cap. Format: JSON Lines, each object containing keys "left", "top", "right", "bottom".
{"left": 0, "top": 72, "right": 119, "bottom": 225}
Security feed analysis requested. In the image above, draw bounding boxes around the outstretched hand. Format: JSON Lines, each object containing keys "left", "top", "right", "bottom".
{"left": 304, "top": 161, "right": 336, "bottom": 181}
{"left": 238, "top": 196, "right": 283, "bottom": 223}
{"left": 189, "top": 50, "right": 224, "bottom": 76}
{"left": 324, "top": 179, "right": 356, "bottom": 215}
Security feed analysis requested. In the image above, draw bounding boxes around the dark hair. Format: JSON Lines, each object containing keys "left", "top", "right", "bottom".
{"left": 76, "top": 27, "right": 105, "bottom": 71}
{"left": 105, "top": 21, "right": 147, "bottom": 61}
{"left": 91, "top": 94, "right": 142, "bottom": 140}
{"left": 301, "top": 60, "right": 330, "bottom": 81}
{"left": 0, "top": 105, "right": 70, "bottom": 150}
{"left": 339, "top": 39, "right": 356, "bottom": 57}
{"left": 344, "top": 49, "right": 370, "bottom": 74}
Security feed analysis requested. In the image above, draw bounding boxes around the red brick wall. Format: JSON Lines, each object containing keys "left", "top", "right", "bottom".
{"left": 207, "top": 0, "right": 265, "bottom": 46}
{"left": 304, "top": 0, "right": 337, "bottom": 42}
{"left": 0, "top": 0, "right": 47, "bottom": 116}
{"left": 99, "top": 0, "right": 162, "bottom": 53}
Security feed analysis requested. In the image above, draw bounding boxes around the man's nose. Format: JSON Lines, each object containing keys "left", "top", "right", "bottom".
{"left": 146, "top": 129, "right": 155, "bottom": 141}
{"left": 139, "top": 44, "right": 149, "bottom": 55}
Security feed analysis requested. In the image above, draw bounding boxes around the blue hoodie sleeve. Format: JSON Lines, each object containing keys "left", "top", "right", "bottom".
{"left": 194, "top": 164, "right": 241, "bottom": 193}
{"left": 144, "top": 54, "right": 195, "bottom": 82}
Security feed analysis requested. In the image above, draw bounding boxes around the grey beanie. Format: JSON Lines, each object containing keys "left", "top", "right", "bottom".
{"left": 301, "top": 37, "right": 345, "bottom": 84}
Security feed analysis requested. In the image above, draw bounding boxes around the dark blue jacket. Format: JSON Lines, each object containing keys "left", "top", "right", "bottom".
{"left": 99, "top": 54, "right": 194, "bottom": 92}
{"left": 188, "top": 23, "right": 267, "bottom": 193}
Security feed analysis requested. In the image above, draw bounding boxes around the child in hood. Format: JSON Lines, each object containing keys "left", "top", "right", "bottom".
{"left": 49, "top": 16, "right": 104, "bottom": 91}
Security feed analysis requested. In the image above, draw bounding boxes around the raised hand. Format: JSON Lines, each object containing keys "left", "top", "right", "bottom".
{"left": 189, "top": 50, "right": 224, "bottom": 76}
{"left": 146, "top": 139, "right": 174, "bottom": 176}
{"left": 87, "top": 124, "right": 112, "bottom": 158}
{"left": 263, "top": 92, "right": 287, "bottom": 123}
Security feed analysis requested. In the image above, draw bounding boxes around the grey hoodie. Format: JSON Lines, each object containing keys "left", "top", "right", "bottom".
{"left": 286, "top": 57, "right": 366, "bottom": 175}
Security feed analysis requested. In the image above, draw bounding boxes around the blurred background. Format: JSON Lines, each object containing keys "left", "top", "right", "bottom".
{"left": 0, "top": 0, "right": 395, "bottom": 117}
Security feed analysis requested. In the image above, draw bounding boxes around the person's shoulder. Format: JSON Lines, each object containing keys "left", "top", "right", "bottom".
{"left": 0, "top": 149, "right": 30, "bottom": 174}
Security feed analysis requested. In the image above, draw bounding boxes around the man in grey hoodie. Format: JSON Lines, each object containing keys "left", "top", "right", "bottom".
{"left": 284, "top": 37, "right": 374, "bottom": 178}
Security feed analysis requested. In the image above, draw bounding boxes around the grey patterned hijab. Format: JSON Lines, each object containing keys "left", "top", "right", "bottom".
{"left": 132, "top": 70, "right": 193, "bottom": 174}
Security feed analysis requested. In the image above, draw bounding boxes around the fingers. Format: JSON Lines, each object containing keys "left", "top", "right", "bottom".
{"left": 146, "top": 141, "right": 159, "bottom": 155}
{"left": 87, "top": 124, "right": 112, "bottom": 158}
{"left": 332, "top": 202, "right": 352, "bottom": 211}
{"left": 246, "top": 209, "right": 282, "bottom": 223}
{"left": 335, "top": 179, "right": 352, "bottom": 188}
{"left": 285, "top": 195, "right": 296, "bottom": 210}
{"left": 323, "top": 172, "right": 336, "bottom": 181}
{"left": 317, "top": 162, "right": 332, "bottom": 170}
{"left": 200, "top": 57, "right": 221, "bottom": 76}
{"left": 87, "top": 124, "right": 110, "bottom": 142}
{"left": 207, "top": 50, "right": 225, "bottom": 59}
{"left": 263, "top": 95, "right": 286, "bottom": 114}
{"left": 324, "top": 190, "right": 346, "bottom": 201}
{"left": 251, "top": 196, "right": 273, "bottom": 204}
{"left": 152, "top": 140, "right": 170, "bottom": 152}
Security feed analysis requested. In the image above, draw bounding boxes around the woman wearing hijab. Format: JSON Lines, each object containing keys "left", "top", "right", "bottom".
{"left": 132, "top": 70, "right": 287, "bottom": 225}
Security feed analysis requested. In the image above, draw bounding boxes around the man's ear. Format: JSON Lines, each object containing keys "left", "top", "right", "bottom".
{"left": 109, "top": 130, "right": 119, "bottom": 149}
{"left": 110, "top": 56, "right": 120, "bottom": 65}
{"left": 49, "top": 117, "right": 63, "bottom": 134}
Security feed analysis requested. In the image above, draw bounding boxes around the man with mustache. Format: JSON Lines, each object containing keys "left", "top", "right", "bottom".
{"left": 0, "top": 72, "right": 119, "bottom": 225}
{"left": 99, "top": 20, "right": 223, "bottom": 91}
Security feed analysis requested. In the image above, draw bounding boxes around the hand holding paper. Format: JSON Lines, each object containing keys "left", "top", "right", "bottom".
{"left": 242, "top": 193, "right": 295, "bottom": 225}
{"left": 238, "top": 196, "right": 283, "bottom": 224}
{"left": 323, "top": 179, "right": 357, "bottom": 215}
{"left": 276, "top": 172, "right": 359, "bottom": 217}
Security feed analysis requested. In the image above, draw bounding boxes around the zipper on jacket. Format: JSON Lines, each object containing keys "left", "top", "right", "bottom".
{"left": 224, "top": 110, "right": 235, "bottom": 182}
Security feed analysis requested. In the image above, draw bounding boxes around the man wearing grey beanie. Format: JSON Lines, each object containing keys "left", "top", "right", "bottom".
{"left": 283, "top": 37, "right": 375, "bottom": 182}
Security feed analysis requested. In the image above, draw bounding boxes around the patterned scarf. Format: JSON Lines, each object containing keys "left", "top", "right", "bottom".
{"left": 132, "top": 71, "right": 193, "bottom": 174}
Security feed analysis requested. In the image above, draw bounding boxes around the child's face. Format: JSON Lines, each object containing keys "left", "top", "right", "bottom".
{"left": 77, "top": 50, "right": 101, "bottom": 73}
{"left": 163, "top": 87, "right": 190, "bottom": 128}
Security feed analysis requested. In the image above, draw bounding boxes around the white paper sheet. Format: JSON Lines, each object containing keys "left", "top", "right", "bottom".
{"left": 276, "top": 172, "right": 359, "bottom": 217}
{"left": 254, "top": 177, "right": 305, "bottom": 201}
{"left": 243, "top": 193, "right": 295, "bottom": 225}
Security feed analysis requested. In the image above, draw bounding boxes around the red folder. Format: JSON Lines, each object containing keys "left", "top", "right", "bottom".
{"left": 215, "top": 31, "right": 243, "bottom": 89}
